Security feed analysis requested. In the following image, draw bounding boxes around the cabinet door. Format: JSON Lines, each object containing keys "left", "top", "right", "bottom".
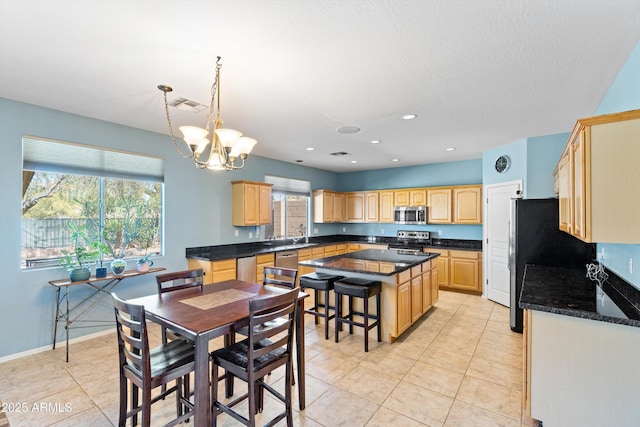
{"left": 431, "top": 267, "right": 439, "bottom": 304}
{"left": 346, "top": 192, "right": 365, "bottom": 222}
{"left": 410, "top": 190, "right": 427, "bottom": 206}
{"left": 397, "top": 282, "right": 412, "bottom": 335}
{"left": 571, "top": 130, "right": 587, "bottom": 240}
{"left": 243, "top": 183, "right": 259, "bottom": 225}
{"left": 453, "top": 187, "right": 482, "bottom": 224}
{"left": 365, "top": 192, "right": 379, "bottom": 222}
{"left": 258, "top": 184, "right": 272, "bottom": 225}
{"left": 333, "top": 192, "right": 345, "bottom": 222}
{"left": 430, "top": 250, "right": 449, "bottom": 287}
{"left": 422, "top": 270, "right": 432, "bottom": 312}
{"left": 427, "top": 188, "right": 452, "bottom": 223}
{"left": 411, "top": 276, "right": 423, "bottom": 322}
{"left": 449, "top": 256, "right": 480, "bottom": 292}
{"left": 557, "top": 153, "right": 572, "bottom": 232}
{"left": 394, "top": 190, "right": 410, "bottom": 206}
{"left": 379, "top": 191, "right": 395, "bottom": 223}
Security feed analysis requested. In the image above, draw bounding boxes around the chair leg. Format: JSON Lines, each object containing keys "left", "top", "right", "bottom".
{"left": 364, "top": 295, "right": 369, "bottom": 352}
{"left": 324, "top": 288, "right": 330, "bottom": 340}
{"left": 285, "top": 358, "right": 293, "bottom": 427}
{"left": 335, "top": 291, "right": 341, "bottom": 343}
{"left": 176, "top": 377, "right": 183, "bottom": 419}
{"left": 131, "top": 383, "right": 139, "bottom": 426}
{"left": 377, "top": 293, "right": 382, "bottom": 343}
{"left": 118, "top": 374, "right": 127, "bottom": 427}
{"left": 314, "top": 289, "right": 320, "bottom": 325}
{"left": 348, "top": 296, "right": 354, "bottom": 335}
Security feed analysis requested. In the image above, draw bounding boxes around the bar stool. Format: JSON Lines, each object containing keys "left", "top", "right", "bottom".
{"left": 334, "top": 277, "right": 382, "bottom": 352}
{"left": 299, "top": 272, "right": 344, "bottom": 340}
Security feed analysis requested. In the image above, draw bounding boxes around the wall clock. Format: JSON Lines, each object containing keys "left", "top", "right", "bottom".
{"left": 495, "top": 155, "right": 511, "bottom": 173}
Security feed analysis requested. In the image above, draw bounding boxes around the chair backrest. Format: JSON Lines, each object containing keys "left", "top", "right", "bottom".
{"left": 263, "top": 266, "right": 298, "bottom": 289}
{"left": 112, "top": 292, "right": 151, "bottom": 379}
{"left": 156, "top": 269, "right": 204, "bottom": 295}
{"left": 248, "top": 288, "right": 299, "bottom": 374}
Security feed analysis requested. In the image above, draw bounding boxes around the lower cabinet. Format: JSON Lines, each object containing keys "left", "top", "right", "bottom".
{"left": 187, "top": 258, "right": 236, "bottom": 284}
{"left": 395, "top": 261, "right": 437, "bottom": 337}
{"left": 427, "top": 248, "right": 482, "bottom": 294}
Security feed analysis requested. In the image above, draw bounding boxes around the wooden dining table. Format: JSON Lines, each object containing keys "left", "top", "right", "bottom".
{"left": 127, "top": 279, "right": 308, "bottom": 427}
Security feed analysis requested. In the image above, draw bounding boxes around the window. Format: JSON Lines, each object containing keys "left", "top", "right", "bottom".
{"left": 264, "top": 176, "right": 310, "bottom": 240}
{"left": 21, "top": 136, "right": 163, "bottom": 269}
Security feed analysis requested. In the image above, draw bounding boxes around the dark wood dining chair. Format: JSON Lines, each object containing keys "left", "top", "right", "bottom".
{"left": 210, "top": 288, "right": 299, "bottom": 427}
{"left": 155, "top": 269, "right": 204, "bottom": 344}
{"left": 112, "top": 292, "right": 195, "bottom": 427}
{"left": 262, "top": 266, "right": 298, "bottom": 289}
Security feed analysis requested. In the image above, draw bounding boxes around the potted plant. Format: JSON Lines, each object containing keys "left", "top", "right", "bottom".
{"left": 136, "top": 252, "right": 156, "bottom": 272}
{"left": 59, "top": 220, "right": 100, "bottom": 281}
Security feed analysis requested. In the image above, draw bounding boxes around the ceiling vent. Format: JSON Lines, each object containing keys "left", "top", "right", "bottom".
{"left": 330, "top": 151, "right": 351, "bottom": 157}
{"left": 169, "top": 97, "right": 207, "bottom": 113}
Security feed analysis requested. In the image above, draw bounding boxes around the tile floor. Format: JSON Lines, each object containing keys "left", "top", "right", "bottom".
{"left": 0, "top": 290, "right": 540, "bottom": 426}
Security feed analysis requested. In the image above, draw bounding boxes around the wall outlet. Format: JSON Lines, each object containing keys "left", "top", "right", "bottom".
{"left": 249, "top": 232, "right": 253, "bottom": 239}
{"left": 629, "top": 257, "right": 633, "bottom": 274}
{"left": 234, "top": 229, "right": 239, "bottom": 237}
{"left": 380, "top": 228, "right": 385, "bottom": 234}
{"left": 342, "top": 227, "right": 346, "bottom": 232}
{"left": 314, "top": 228, "right": 319, "bottom": 234}
{"left": 438, "top": 230, "right": 443, "bottom": 237}
{"left": 598, "top": 248, "right": 605, "bottom": 260}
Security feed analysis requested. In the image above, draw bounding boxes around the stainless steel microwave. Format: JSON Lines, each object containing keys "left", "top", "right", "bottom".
{"left": 394, "top": 206, "right": 427, "bottom": 224}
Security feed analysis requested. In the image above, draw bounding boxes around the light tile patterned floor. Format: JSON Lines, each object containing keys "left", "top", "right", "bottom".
{"left": 0, "top": 291, "right": 540, "bottom": 426}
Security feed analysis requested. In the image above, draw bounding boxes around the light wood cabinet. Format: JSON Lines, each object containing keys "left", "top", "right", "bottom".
{"left": 429, "top": 249, "right": 450, "bottom": 287}
{"left": 297, "top": 248, "right": 315, "bottom": 278}
{"left": 453, "top": 187, "right": 482, "bottom": 223}
{"left": 556, "top": 153, "right": 571, "bottom": 232}
{"left": 428, "top": 185, "right": 482, "bottom": 224}
{"left": 187, "top": 258, "right": 236, "bottom": 284}
{"left": 395, "top": 261, "right": 437, "bottom": 337}
{"left": 364, "top": 192, "right": 379, "bottom": 222}
{"left": 345, "top": 192, "right": 365, "bottom": 222}
{"left": 422, "top": 263, "right": 432, "bottom": 312}
{"left": 312, "top": 190, "right": 345, "bottom": 223}
{"left": 448, "top": 250, "right": 482, "bottom": 294}
{"left": 411, "top": 276, "right": 423, "bottom": 322}
{"left": 231, "top": 181, "right": 273, "bottom": 226}
{"left": 431, "top": 266, "right": 439, "bottom": 304}
{"left": 394, "top": 190, "right": 410, "bottom": 206}
{"left": 556, "top": 109, "right": 640, "bottom": 243}
{"left": 427, "top": 188, "right": 452, "bottom": 223}
{"left": 397, "top": 282, "right": 412, "bottom": 335}
{"left": 410, "top": 190, "right": 427, "bottom": 206}
{"left": 379, "top": 191, "right": 395, "bottom": 223}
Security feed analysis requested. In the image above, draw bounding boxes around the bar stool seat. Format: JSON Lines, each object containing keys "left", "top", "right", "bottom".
{"left": 334, "top": 277, "right": 382, "bottom": 352}
{"left": 299, "top": 272, "right": 344, "bottom": 340}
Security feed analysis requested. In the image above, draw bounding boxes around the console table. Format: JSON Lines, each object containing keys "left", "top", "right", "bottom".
{"left": 48, "top": 267, "right": 166, "bottom": 362}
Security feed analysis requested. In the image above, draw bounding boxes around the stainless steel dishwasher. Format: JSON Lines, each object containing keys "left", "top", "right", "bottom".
{"left": 275, "top": 250, "right": 298, "bottom": 271}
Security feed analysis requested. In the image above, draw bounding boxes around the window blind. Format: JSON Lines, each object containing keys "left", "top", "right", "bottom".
{"left": 265, "top": 175, "right": 310, "bottom": 197}
{"left": 22, "top": 136, "right": 164, "bottom": 182}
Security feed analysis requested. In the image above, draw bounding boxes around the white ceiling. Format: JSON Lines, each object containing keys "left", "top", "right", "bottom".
{"left": 1, "top": 1, "right": 639, "bottom": 173}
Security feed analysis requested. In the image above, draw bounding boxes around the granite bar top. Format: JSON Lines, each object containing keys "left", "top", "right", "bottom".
{"left": 519, "top": 264, "right": 640, "bottom": 328}
{"left": 298, "top": 248, "right": 439, "bottom": 277}
{"left": 186, "top": 235, "right": 481, "bottom": 261}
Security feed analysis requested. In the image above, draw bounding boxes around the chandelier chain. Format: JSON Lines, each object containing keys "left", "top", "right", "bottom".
{"left": 161, "top": 90, "right": 192, "bottom": 158}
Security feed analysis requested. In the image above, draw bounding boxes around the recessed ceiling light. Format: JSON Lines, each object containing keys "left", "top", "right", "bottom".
{"left": 336, "top": 126, "right": 361, "bottom": 134}
{"left": 306, "top": 147, "right": 314, "bottom": 151}
{"left": 351, "top": 160, "right": 358, "bottom": 164}
{"left": 392, "top": 158, "right": 400, "bottom": 162}
{"left": 445, "top": 147, "right": 456, "bottom": 151}
{"left": 402, "top": 114, "right": 417, "bottom": 120}
{"left": 370, "top": 140, "right": 381, "bottom": 144}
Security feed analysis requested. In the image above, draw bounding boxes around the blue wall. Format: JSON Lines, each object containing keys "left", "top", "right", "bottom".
{"left": 592, "top": 40, "right": 640, "bottom": 287}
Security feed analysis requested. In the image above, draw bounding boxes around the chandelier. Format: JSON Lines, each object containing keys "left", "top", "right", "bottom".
{"left": 158, "top": 56, "right": 256, "bottom": 170}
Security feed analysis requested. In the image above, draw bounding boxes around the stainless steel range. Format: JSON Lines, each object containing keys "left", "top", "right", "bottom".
{"left": 387, "top": 230, "right": 431, "bottom": 254}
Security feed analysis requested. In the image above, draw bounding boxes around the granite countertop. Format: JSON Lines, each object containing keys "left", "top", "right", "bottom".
{"left": 186, "top": 234, "right": 481, "bottom": 261}
{"left": 519, "top": 264, "right": 640, "bottom": 328}
{"left": 299, "top": 248, "right": 439, "bottom": 277}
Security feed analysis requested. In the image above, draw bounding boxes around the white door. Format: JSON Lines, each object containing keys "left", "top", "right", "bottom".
{"left": 484, "top": 180, "right": 522, "bottom": 306}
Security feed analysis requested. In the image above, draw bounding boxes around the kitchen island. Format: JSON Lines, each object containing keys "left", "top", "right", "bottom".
{"left": 299, "top": 248, "right": 440, "bottom": 342}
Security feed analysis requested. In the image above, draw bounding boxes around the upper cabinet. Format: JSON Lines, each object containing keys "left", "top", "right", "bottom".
{"left": 555, "top": 109, "right": 640, "bottom": 243}
{"left": 427, "top": 185, "right": 482, "bottom": 225}
{"left": 312, "top": 190, "right": 344, "bottom": 223}
{"left": 312, "top": 184, "right": 481, "bottom": 224}
{"left": 231, "top": 181, "right": 273, "bottom": 226}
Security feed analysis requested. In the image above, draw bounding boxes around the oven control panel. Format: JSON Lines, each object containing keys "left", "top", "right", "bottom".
{"left": 397, "top": 230, "right": 430, "bottom": 240}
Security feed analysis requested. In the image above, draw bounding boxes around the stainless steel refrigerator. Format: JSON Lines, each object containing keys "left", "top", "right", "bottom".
{"left": 509, "top": 198, "right": 595, "bottom": 333}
